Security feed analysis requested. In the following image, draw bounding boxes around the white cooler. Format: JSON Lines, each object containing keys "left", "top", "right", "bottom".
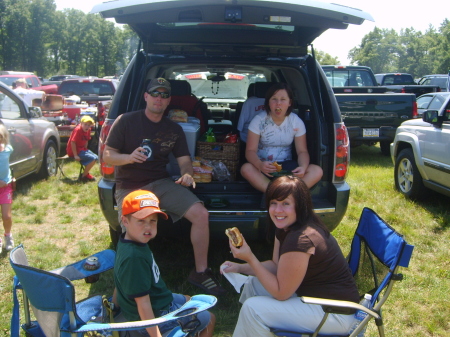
{"left": 166, "top": 117, "right": 200, "bottom": 177}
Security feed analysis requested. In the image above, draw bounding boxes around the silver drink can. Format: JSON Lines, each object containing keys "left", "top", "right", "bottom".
{"left": 84, "top": 256, "right": 100, "bottom": 283}
{"left": 83, "top": 256, "right": 100, "bottom": 271}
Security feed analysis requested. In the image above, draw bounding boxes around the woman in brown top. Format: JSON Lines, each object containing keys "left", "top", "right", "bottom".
{"left": 222, "top": 175, "right": 359, "bottom": 336}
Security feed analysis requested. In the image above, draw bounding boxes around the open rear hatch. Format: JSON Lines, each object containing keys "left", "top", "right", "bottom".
{"left": 91, "top": 0, "right": 373, "bottom": 57}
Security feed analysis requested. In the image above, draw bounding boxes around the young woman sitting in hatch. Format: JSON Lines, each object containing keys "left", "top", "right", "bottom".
{"left": 240, "top": 82, "right": 323, "bottom": 192}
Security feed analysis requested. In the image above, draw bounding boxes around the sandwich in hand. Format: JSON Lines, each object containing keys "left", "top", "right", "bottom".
{"left": 225, "top": 227, "right": 243, "bottom": 248}
{"left": 273, "top": 161, "right": 282, "bottom": 172}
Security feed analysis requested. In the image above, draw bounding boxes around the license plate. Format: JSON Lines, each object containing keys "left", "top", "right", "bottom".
{"left": 59, "top": 130, "right": 72, "bottom": 137}
{"left": 363, "top": 128, "right": 379, "bottom": 137}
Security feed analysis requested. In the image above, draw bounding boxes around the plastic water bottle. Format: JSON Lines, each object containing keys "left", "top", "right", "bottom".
{"left": 349, "top": 294, "right": 372, "bottom": 337}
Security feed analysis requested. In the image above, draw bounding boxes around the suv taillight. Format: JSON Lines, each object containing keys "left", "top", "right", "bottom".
{"left": 412, "top": 100, "right": 418, "bottom": 118}
{"left": 333, "top": 123, "right": 349, "bottom": 183}
{"left": 99, "top": 120, "right": 115, "bottom": 180}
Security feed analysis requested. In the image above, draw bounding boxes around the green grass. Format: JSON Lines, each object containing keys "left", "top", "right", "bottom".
{"left": 0, "top": 145, "right": 449, "bottom": 336}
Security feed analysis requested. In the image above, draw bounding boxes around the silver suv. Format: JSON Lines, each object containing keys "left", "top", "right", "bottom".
{"left": 0, "top": 82, "right": 61, "bottom": 180}
{"left": 391, "top": 95, "right": 450, "bottom": 198}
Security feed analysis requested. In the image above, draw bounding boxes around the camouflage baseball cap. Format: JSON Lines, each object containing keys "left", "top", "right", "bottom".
{"left": 146, "top": 78, "right": 171, "bottom": 94}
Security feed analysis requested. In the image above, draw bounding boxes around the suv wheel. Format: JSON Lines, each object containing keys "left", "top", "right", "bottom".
{"left": 38, "top": 140, "right": 58, "bottom": 178}
{"left": 395, "top": 148, "right": 426, "bottom": 199}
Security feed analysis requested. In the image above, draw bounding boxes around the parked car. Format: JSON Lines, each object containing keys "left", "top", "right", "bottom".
{"left": 55, "top": 78, "right": 119, "bottom": 150}
{"left": 0, "top": 81, "right": 61, "bottom": 180}
{"left": 49, "top": 75, "right": 81, "bottom": 82}
{"left": 391, "top": 95, "right": 450, "bottom": 199}
{"left": 417, "top": 74, "right": 449, "bottom": 92}
{"left": 91, "top": 0, "right": 373, "bottom": 244}
{"left": 0, "top": 73, "right": 58, "bottom": 94}
{"left": 322, "top": 65, "right": 417, "bottom": 156}
{"left": 374, "top": 73, "right": 441, "bottom": 97}
{"left": 42, "top": 75, "right": 83, "bottom": 87}
{"left": 416, "top": 92, "right": 450, "bottom": 117}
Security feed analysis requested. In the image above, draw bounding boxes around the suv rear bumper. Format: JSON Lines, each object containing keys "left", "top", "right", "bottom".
{"left": 98, "top": 179, "right": 350, "bottom": 237}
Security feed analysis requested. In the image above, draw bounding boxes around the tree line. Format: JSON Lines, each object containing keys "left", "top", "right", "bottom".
{"left": 346, "top": 20, "right": 450, "bottom": 77}
{"left": 0, "top": 0, "right": 138, "bottom": 78}
{"left": 1, "top": 0, "right": 448, "bottom": 79}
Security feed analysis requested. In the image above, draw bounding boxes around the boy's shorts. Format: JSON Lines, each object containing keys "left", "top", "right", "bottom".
{"left": 78, "top": 150, "right": 98, "bottom": 166}
{"left": 116, "top": 178, "right": 202, "bottom": 226}
{"left": 0, "top": 184, "right": 13, "bottom": 204}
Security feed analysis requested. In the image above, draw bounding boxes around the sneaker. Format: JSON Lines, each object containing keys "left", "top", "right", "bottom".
{"left": 5, "top": 235, "right": 14, "bottom": 251}
{"left": 188, "top": 268, "right": 227, "bottom": 296}
{"left": 81, "top": 174, "right": 96, "bottom": 182}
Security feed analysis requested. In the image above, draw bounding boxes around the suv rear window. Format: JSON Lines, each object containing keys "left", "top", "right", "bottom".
{"left": 323, "top": 69, "right": 376, "bottom": 87}
{"left": 422, "top": 77, "right": 448, "bottom": 90}
{"left": 381, "top": 74, "right": 415, "bottom": 85}
{"left": 174, "top": 72, "right": 266, "bottom": 99}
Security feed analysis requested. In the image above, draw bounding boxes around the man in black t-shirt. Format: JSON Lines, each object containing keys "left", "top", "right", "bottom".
{"left": 104, "top": 78, "right": 226, "bottom": 297}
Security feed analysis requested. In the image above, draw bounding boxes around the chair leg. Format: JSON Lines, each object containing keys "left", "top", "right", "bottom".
{"left": 22, "top": 292, "right": 32, "bottom": 328}
{"left": 312, "top": 312, "right": 329, "bottom": 337}
{"left": 57, "top": 156, "right": 85, "bottom": 181}
{"left": 376, "top": 317, "right": 385, "bottom": 337}
{"left": 56, "top": 156, "right": 69, "bottom": 179}
{"left": 78, "top": 164, "right": 85, "bottom": 181}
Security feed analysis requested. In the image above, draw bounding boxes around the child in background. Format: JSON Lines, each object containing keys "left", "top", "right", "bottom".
{"left": 0, "top": 124, "right": 14, "bottom": 253}
{"left": 66, "top": 116, "right": 98, "bottom": 182}
{"left": 114, "top": 190, "right": 216, "bottom": 337}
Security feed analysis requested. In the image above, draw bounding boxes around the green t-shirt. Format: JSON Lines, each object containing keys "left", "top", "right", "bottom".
{"left": 114, "top": 235, "right": 173, "bottom": 321}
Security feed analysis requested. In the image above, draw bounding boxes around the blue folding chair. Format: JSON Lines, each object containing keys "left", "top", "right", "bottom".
{"left": 10, "top": 245, "right": 217, "bottom": 337}
{"left": 270, "top": 207, "right": 414, "bottom": 337}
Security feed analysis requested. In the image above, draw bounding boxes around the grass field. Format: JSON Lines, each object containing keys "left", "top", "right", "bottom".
{"left": 0, "top": 144, "right": 449, "bottom": 336}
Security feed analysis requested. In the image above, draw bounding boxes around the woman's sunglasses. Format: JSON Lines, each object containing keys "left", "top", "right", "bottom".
{"left": 147, "top": 90, "right": 171, "bottom": 99}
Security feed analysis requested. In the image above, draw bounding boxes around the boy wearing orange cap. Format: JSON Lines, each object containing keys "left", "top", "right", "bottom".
{"left": 66, "top": 115, "right": 98, "bottom": 182}
{"left": 114, "top": 190, "right": 215, "bottom": 337}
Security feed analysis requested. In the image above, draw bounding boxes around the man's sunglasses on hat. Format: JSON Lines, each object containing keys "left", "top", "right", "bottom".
{"left": 147, "top": 90, "right": 171, "bottom": 99}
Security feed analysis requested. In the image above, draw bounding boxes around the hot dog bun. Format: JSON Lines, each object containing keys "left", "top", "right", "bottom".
{"left": 225, "top": 227, "right": 243, "bottom": 248}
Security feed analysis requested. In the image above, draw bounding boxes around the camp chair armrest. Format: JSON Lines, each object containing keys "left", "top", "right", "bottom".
{"left": 300, "top": 297, "right": 380, "bottom": 319}
{"left": 73, "top": 295, "right": 217, "bottom": 333}
{"left": 50, "top": 249, "right": 116, "bottom": 281}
